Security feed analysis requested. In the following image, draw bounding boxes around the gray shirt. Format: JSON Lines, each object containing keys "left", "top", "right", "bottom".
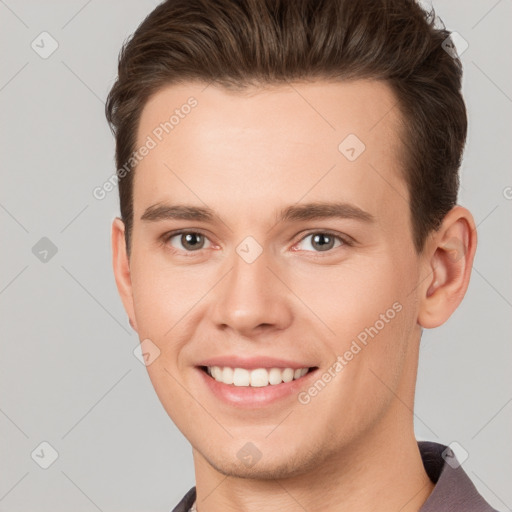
{"left": 172, "top": 441, "right": 500, "bottom": 511}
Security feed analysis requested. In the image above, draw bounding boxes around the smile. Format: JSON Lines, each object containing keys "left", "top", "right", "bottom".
{"left": 203, "top": 365, "right": 312, "bottom": 387}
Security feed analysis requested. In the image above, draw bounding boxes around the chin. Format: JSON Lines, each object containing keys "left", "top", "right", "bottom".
{"left": 201, "top": 445, "right": 323, "bottom": 481}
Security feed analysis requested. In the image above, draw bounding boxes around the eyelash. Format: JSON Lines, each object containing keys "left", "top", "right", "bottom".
{"left": 293, "top": 230, "right": 354, "bottom": 253}
{"left": 161, "top": 229, "right": 353, "bottom": 256}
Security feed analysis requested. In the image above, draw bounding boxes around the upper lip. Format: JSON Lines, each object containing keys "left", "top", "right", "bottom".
{"left": 196, "top": 356, "right": 316, "bottom": 370}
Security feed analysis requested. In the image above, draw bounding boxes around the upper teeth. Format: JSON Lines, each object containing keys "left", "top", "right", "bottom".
{"left": 207, "top": 366, "right": 309, "bottom": 387}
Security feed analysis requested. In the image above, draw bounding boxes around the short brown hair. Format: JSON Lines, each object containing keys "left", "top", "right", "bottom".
{"left": 105, "top": 0, "right": 467, "bottom": 256}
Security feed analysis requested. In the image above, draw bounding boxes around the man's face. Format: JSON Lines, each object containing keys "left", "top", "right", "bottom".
{"left": 120, "top": 80, "right": 425, "bottom": 478}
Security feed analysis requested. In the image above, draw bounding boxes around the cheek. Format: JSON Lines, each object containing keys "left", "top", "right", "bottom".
{"left": 331, "top": 256, "right": 418, "bottom": 395}
{"left": 290, "top": 250, "right": 418, "bottom": 394}
{"left": 130, "top": 268, "right": 174, "bottom": 337}
{"left": 290, "top": 255, "right": 410, "bottom": 336}
{"left": 129, "top": 247, "right": 210, "bottom": 337}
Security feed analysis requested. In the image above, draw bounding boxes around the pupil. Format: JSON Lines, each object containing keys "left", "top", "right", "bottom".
{"left": 183, "top": 233, "right": 203, "bottom": 250}
{"left": 313, "top": 233, "right": 333, "bottom": 251}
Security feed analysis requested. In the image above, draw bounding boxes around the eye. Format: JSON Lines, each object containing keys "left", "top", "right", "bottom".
{"left": 294, "top": 231, "right": 348, "bottom": 252}
{"left": 166, "top": 231, "right": 212, "bottom": 252}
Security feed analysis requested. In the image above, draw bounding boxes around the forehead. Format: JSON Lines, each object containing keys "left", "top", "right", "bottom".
{"left": 132, "top": 80, "right": 408, "bottom": 227}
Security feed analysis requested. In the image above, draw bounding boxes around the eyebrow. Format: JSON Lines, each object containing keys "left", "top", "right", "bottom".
{"left": 279, "top": 201, "right": 374, "bottom": 223}
{"left": 141, "top": 204, "right": 215, "bottom": 222}
{"left": 140, "top": 201, "right": 375, "bottom": 224}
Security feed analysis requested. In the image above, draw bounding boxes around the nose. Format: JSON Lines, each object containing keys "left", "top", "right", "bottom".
{"left": 210, "top": 246, "right": 294, "bottom": 338}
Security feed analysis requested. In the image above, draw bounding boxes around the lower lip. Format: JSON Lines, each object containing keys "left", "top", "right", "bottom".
{"left": 196, "top": 367, "right": 319, "bottom": 408}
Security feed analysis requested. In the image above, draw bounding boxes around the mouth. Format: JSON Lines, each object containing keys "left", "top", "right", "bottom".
{"left": 198, "top": 365, "right": 319, "bottom": 387}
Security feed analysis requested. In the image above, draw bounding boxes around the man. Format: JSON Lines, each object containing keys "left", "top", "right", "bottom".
{"left": 105, "top": 0, "right": 498, "bottom": 510}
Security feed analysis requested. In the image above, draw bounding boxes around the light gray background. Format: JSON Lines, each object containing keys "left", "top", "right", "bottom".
{"left": 1, "top": 1, "right": 511, "bottom": 511}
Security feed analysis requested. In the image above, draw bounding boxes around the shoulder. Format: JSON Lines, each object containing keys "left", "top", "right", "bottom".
{"left": 171, "top": 486, "right": 196, "bottom": 512}
{"left": 418, "top": 441, "right": 501, "bottom": 512}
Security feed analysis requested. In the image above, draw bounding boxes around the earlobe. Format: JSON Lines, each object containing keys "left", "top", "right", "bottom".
{"left": 417, "top": 206, "right": 477, "bottom": 329}
{"left": 111, "top": 217, "right": 138, "bottom": 332}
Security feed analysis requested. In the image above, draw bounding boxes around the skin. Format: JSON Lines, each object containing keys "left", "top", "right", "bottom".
{"left": 112, "top": 80, "right": 477, "bottom": 511}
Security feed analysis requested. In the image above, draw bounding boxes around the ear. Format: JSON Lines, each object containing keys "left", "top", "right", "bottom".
{"left": 112, "top": 217, "right": 138, "bottom": 332}
{"left": 417, "top": 206, "right": 477, "bottom": 329}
